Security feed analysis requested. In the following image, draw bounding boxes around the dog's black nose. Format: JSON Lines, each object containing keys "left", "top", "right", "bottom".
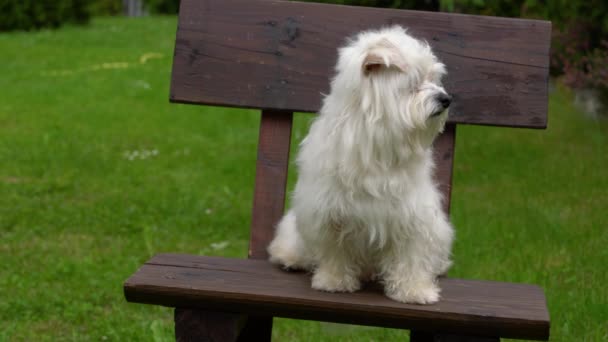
{"left": 438, "top": 94, "right": 452, "bottom": 109}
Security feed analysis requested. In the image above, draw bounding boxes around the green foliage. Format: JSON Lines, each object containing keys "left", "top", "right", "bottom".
{"left": 89, "top": 0, "right": 123, "bottom": 16}
{"left": 144, "top": 0, "right": 180, "bottom": 14}
{"left": 0, "top": 0, "right": 90, "bottom": 31}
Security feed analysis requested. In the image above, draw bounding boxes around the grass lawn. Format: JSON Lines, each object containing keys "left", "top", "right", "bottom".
{"left": 0, "top": 16, "right": 606, "bottom": 341}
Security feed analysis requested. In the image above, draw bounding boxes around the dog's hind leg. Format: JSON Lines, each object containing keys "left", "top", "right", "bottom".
{"left": 267, "top": 210, "right": 313, "bottom": 270}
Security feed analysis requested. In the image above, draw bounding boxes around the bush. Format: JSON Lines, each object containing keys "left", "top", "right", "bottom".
{"left": 0, "top": 0, "right": 90, "bottom": 31}
{"left": 145, "top": 0, "right": 180, "bottom": 14}
{"left": 90, "top": 0, "right": 123, "bottom": 16}
{"left": 552, "top": 23, "right": 608, "bottom": 100}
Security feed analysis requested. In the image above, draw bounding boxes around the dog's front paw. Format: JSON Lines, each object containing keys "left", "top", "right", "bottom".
{"left": 385, "top": 283, "right": 440, "bottom": 305}
{"left": 311, "top": 269, "right": 361, "bottom": 293}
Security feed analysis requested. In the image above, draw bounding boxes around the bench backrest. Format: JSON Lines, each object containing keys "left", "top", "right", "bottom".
{"left": 171, "top": 0, "right": 552, "bottom": 259}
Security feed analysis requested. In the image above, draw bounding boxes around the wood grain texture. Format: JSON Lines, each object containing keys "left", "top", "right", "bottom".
{"left": 434, "top": 124, "right": 456, "bottom": 215}
{"left": 125, "top": 254, "right": 550, "bottom": 340}
{"left": 249, "top": 110, "right": 293, "bottom": 259}
{"left": 170, "top": 0, "right": 551, "bottom": 128}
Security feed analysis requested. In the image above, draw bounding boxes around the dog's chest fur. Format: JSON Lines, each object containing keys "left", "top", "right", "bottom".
{"left": 333, "top": 163, "right": 437, "bottom": 244}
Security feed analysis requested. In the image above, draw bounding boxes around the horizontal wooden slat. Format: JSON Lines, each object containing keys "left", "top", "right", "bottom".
{"left": 170, "top": 0, "right": 551, "bottom": 128}
{"left": 125, "top": 254, "right": 550, "bottom": 340}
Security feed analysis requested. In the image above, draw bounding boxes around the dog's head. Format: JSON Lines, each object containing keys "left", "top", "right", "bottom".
{"left": 331, "top": 26, "right": 450, "bottom": 147}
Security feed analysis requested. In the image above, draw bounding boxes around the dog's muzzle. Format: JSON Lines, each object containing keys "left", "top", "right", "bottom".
{"left": 438, "top": 93, "right": 452, "bottom": 109}
{"left": 431, "top": 93, "right": 452, "bottom": 117}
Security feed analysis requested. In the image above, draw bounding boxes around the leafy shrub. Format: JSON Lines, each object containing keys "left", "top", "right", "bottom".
{"left": 90, "top": 0, "right": 123, "bottom": 16}
{"left": 144, "top": 0, "right": 180, "bottom": 14}
{"left": 0, "top": 0, "right": 90, "bottom": 31}
{"left": 552, "top": 22, "right": 608, "bottom": 103}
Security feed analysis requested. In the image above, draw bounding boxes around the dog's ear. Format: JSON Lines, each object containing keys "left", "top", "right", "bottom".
{"left": 363, "top": 39, "right": 407, "bottom": 75}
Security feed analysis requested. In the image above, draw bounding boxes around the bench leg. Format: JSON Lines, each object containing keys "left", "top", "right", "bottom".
{"left": 410, "top": 331, "right": 500, "bottom": 342}
{"left": 237, "top": 315, "right": 273, "bottom": 341}
{"left": 175, "top": 308, "right": 248, "bottom": 342}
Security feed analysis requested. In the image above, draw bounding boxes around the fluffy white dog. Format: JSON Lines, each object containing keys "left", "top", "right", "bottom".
{"left": 267, "top": 26, "right": 454, "bottom": 304}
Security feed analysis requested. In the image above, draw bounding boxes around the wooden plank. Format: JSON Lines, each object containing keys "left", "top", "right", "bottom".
{"left": 170, "top": 0, "right": 551, "bottom": 128}
{"left": 434, "top": 124, "right": 456, "bottom": 215}
{"left": 249, "top": 110, "right": 293, "bottom": 259}
{"left": 125, "top": 254, "right": 550, "bottom": 340}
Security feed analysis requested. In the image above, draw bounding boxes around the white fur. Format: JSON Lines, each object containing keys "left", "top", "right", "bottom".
{"left": 267, "top": 26, "right": 454, "bottom": 304}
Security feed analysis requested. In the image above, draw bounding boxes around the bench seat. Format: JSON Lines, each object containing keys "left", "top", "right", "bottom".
{"left": 124, "top": 253, "right": 550, "bottom": 340}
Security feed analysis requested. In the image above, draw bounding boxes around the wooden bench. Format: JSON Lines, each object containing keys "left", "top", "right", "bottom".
{"left": 124, "top": 0, "right": 552, "bottom": 340}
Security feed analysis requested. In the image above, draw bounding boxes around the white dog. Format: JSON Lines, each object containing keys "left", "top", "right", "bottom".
{"left": 267, "top": 26, "right": 454, "bottom": 304}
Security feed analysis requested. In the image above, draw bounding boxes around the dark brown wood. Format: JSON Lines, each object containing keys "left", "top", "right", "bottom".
{"left": 170, "top": 0, "right": 551, "bottom": 128}
{"left": 232, "top": 110, "right": 293, "bottom": 341}
{"left": 175, "top": 308, "right": 247, "bottom": 342}
{"left": 240, "top": 110, "right": 293, "bottom": 341}
{"left": 410, "top": 331, "right": 499, "bottom": 342}
{"left": 236, "top": 315, "right": 272, "bottom": 342}
{"left": 125, "top": 254, "right": 550, "bottom": 341}
{"left": 249, "top": 110, "right": 293, "bottom": 259}
{"left": 434, "top": 124, "right": 456, "bottom": 215}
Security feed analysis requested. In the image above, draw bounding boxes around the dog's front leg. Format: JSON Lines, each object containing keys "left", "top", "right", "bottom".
{"left": 381, "top": 218, "right": 452, "bottom": 304}
{"left": 381, "top": 248, "right": 441, "bottom": 304}
{"left": 310, "top": 231, "right": 361, "bottom": 293}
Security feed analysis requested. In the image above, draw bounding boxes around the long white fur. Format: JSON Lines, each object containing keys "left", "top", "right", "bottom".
{"left": 267, "top": 26, "right": 454, "bottom": 304}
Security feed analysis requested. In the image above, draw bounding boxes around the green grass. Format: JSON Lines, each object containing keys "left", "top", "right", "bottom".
{"left": 0, "top": 16, "right": 606, "bottom": 341}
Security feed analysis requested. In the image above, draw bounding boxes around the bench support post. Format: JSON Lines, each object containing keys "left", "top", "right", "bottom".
{"left": 240, "top": 110, "right": 294, "bottom": 340}
{"left": 175, "top": 308, "right": 247, "bottom": 342}
{"left": 410, "top": 331, "right": 500, "bottom": 342}
{"left": 174, "top": 110, "right": 293, "bottom": 341}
